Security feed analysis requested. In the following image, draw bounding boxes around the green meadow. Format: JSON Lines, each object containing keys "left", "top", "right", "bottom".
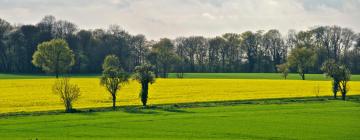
{"left": 1, "top": 99, "right": 359, "bottom": 140}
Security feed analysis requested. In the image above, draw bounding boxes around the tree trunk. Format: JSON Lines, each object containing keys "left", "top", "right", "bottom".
{"left": 141, "top": 82, "right": 149, "bottom": 106}
{"left": 300, "top": 73, "right": 305, "bottom": 80}
{"left": 341, "top": 93, "right": 346, "bottom": 100}
{"left": 332, "top": 80, "right": 339, "bottom": 99}
{"left": 112, "top": 94, "right": 116, "bottom": 110}
{"left": 65, "top": 100, "right": 72, "bottom": 113}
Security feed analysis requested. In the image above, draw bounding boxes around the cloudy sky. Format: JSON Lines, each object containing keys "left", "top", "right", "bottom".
{"left": 0, "top": 0, "right": 359, "bottom": 40}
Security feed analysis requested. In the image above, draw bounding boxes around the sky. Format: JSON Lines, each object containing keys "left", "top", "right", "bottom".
{"left": 0, "top": 0, "right": 359, "bottom": 40}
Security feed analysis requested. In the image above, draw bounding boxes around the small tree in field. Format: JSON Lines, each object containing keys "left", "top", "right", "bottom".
{"left": 276, "top": 63, "right": 289, "bottom": 79}
{"left": 100, "top": 55, "right": 129, "bottom": 110}
{"left": 321, "top": 60, "right": 351, "bottom": 100}
{"left": 133, "top": 64, "right": 156, "bottom": 106}
{"left": 52, "top": 78, "right": 80, "bottom": 113}
{"left": 32, "top": 39, "right": 75, "bottom": 78}
{"left": 288, "top": 47, "right": 316, "bottom": 80}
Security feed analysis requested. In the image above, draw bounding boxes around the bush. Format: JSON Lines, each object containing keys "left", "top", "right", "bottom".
{"left": 52, "top": 78, "right": 81, "bottom": 112}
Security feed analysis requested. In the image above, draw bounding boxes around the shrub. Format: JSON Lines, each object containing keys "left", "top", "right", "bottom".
{"left": 52, "top": 78, "right": 80, "bottom": 112}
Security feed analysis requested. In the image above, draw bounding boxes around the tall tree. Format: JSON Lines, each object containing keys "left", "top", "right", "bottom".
{"left": 130, "top": 34, "right": 148, "bottom": 68}
{"left": 52, "top": 20, "right": 78, "bottom": 38}
{"left": 149, "top": 38, "right": 177, "bottom": 78}
{"left": 223, "top": 33, "right": 241, "bottom": 72}
{"left": 263, "top": 29, "right": 286, "bottom": 72}
{"left": 179, "top": 36, "right": 208, "bottom": 72}
{"left": 4, "top": 29, "right": 27, "bottom": 73}
{"left": 208, "top": 37, "right": 226, "bottom": 72}
{"left": 348, "top": 35, "right": 360, "bottom": 73}
{"left": 288, "top": 47, "right": 316, "bottom": 80}
{"left": 174, "top": 37, "right": 189, "bottom": 74}
{"left": 74, "top": 30, "right": 92, "bottom": 73}
{"left": 241, "top": 31, "right": 259, "bottom": 72}
{"left": 100, "top": 55, "right": 129, "bottom": 110}
{"left": 32, "top": 39, "right": 75, "bottom": 78}
{"left": 20, "top": 25, "right": 42, "bottom": 73}
{"left": 133, "top": 64, "right": 156, "bottom": 107}
{"left": 0, "top": 18, "right": 13, "bottom": 72}
{"left": 322, "top": 59, "right": 351, "bottom": 100}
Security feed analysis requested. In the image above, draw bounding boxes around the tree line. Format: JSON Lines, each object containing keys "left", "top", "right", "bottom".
{"left": 1, "top": 15, "right": 360, "bottom": 76}
{"left": 31, "top": 39, "right": 156, "bottom": 112}
{"left": 34, "top": 39, "right": 349, "bottom": 113}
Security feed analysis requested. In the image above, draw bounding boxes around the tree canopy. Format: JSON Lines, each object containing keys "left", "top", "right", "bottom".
{"left": 32, "top": 38, "right": 75, "bottom": 78}
{"left": 133, "top": 63, "right": 156, "bottom": 106}
{"left": 100, "top": 55, "right": 129, "bottom": 110}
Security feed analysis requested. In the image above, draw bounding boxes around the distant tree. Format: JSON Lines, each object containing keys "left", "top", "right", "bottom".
{"left": 173, "top": 55, "right": 185, "bottom": 78}
{"left": 100, "top": 55, "right": 129, "bottom": 110}
{"left": 130, "top": 34, "right": 149, "bottom": 68}
{"left": 37, "top": 15, "right": 56, "bottom": 33}
{"left": 20, "top": 25, "right": 42, "bottom": 73}
{"left": 32, "top": 39, "right": 75, "bottom": 78}
{"left": 4, "top": 29, "right": 26, "bottom": 73}
{"left": 321, "top": 59, "right": 351, "bottom": 100}
{"left": 208, "top": 37, "right": 225, "bottom": 72}
{"left": 150, "top": 38, "right": 177, "bottom": 78}
{"left": 173, "top": 37, "right": 191, "bottom": 76}
{"left": 263, "top": 29, "right": 287, "bottom": 71}
{"left": 133, "top": 64, "right": 156, "bottom": 106}
{"left": 222, "top": 33, "right": 241, "bottom": 72}
{"left": 241, "top": 31, "right": 259, "bottom": 72}
{"left": 52, "top": 78, "right": 80, "bottom": 113}
{"left": 0, "top": 18, "right": 13, "bottom": 72}
{"left": 52, "top": 20, "right": 77, "bottom": 38}
{"left": 347, "top": 34, "right": 360, "bottom": 73}
{"left": 276, "top": 63, "right": 289, "bottom": 79}
{"left": 288, "top": 47, "right": 316, "bottom": 80}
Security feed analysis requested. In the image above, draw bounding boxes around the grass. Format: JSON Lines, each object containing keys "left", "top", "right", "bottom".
{"left": 168, "top": 73, "right": 360, "bottom": 81}
{"left": 1, "top": 78, "right": 360, "bottom": 114}
{"left": 0, "top": 98, "right": 359, "bottom": 140}
{"left": 2, "top": 73, "right": 360, "bottom": 81}
{"left": 0, "top": 73, "right": 99, "bottom": 79}
{"left": 1, "top": 73, "right": 359, "bottom": 139}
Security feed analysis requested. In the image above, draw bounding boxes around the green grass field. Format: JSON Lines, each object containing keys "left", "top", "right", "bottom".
{"left": 1, "top": 73, "right": 359, "bottom": 139}
{"left": 168, "top": 73, "right": 360, "bottom": 81}
{"left": 0, "top": 73, "right": 99, "bottom": 79}
{"left": 0, "top": 99, "right": 359, "bottom": 140}
{"left": 2, "top": 73, "right": 360, "bottom": 81}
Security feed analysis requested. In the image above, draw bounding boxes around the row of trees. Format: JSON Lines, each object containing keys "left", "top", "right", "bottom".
{"left": 1, "top": 15, "right": 360, "bottom": 75}
{"left": 32, "top": 39, "right": 156, "bottom": 112}
{"left": 54, "top": 61, "right": 156, "bottom": 113}
{"left": 33, "top": 37, "right": 352, "bottom": 112}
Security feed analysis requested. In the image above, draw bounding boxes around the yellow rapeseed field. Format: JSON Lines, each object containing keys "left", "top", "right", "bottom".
{"left": 0, "top": 78, "right": 360, "bottom": 113}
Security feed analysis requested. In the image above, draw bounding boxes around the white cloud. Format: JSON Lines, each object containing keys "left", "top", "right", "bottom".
{"left": 202, "top": 13, "right": 216, "bottom": 20}
{"left": 0, "top": 0, "right": 359, "bottom": 40}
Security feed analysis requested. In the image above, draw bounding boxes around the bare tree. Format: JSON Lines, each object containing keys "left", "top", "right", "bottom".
{"left": 52, "top": 78, "right": 81, "bottom": 113}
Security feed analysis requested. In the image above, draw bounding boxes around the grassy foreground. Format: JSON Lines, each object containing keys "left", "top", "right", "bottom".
{"left": 0, "top": 99, "right": 359, "bottom": 140}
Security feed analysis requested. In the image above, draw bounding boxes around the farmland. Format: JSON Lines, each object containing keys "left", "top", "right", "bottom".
{"left": 1, "top": 73, "right": 360, "bottom": 139}
{"left": 1, "top": 75, "right": 360, "bottom": 114}
{"left": 0, "top": 100, "right": 359, "bottom": 140}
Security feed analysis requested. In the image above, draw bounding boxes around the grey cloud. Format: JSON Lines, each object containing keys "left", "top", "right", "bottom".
{"left": 0, "top": 0, "right": 359, "bottom": 40}
{"left": 300, "top": 0, "right": 360, "bottom": 11}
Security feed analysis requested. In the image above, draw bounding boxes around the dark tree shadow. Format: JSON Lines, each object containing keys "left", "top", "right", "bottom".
{"left": 158, "top": 105, "right": 193, "bottom": 113}
{"left": 123, "top": 107, "right": 159, "bottom": 114}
